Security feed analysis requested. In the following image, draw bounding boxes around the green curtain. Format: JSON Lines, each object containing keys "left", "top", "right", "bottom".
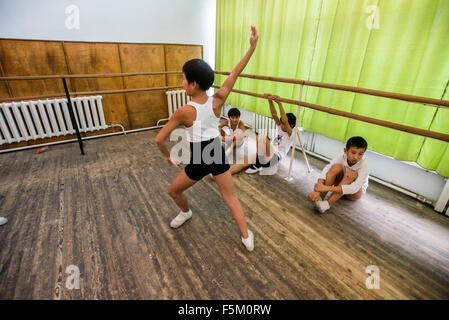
{"left": 215, "top": 0, "right": 449, "bottom": 177}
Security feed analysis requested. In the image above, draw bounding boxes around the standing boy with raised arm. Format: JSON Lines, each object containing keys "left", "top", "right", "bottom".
{"left": 155, "top": 27, "right": 259, "bottom": 251}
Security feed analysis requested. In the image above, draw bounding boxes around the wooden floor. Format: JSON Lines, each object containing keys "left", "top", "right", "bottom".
{"left": 1, "top": 129, "right": 449, "bottom": 300}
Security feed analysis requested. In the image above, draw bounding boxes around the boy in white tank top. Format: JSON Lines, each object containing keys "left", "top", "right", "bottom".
{"left": 155, "top": 27, "right": 259, "bottom": 252}
{"left": 230, "top": 94, "right": 296, "bottom": 175}
{"left": 219, "top": 107, "right": 247, "bottom": 159}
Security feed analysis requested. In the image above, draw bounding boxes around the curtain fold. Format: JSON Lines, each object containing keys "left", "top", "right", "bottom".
{"left": 215, "top": 0, "right": 449, "bottom": 177}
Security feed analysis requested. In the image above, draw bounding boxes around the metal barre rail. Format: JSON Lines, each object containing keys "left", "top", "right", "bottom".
{"left": 1, "top": 69, "right": 448, "bottom": 142}
{"left": 211, "top": 85, "right": 449, "bottom": 143}
{"left": 0, "top": 71, "right": 183, "bottom": 81}
{"left": 0, "top": 85, "right": 183, "bottom": 102}
{"left": 214, "top": 71, "right": 449, "bottom": 107}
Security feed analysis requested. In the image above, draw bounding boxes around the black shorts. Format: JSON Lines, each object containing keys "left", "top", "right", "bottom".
{"left": 254, "top": 133, "right": 280, "bottom": 168}
{"left": 255, "top": 154, "right": 280, "bottom": 168}
{"left": 185, "top": 137, "right": 230, "bottom": 181}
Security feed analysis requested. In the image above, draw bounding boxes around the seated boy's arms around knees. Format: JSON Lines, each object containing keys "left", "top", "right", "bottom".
{"left": 308, "top": 191, "right": 321, "bottom": 202}
{"left": 314, "top": 182, "right": 342, "bottom": 194}
{"left": 309, "top": 179, "right": 326, "bottom": 201}
{"left": 340, "top": 168, "right": 369, "bottom": 195}
{"left": 213, "top": 26, "right": 258, "bottom": 110}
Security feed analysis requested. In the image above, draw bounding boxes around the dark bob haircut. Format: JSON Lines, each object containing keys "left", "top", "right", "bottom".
{"left": 182, "top": 59, "right": 214, "bottom": 91}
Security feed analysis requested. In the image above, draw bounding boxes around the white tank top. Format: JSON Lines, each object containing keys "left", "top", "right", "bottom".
{"left": 271, "top": 125, "right": 293, "bottom": 161}
{"left": 225, "top": 119, "right": 243, "bottom": 136}
{"left": 185, "top": 96, "right": 220, "bottom": 143}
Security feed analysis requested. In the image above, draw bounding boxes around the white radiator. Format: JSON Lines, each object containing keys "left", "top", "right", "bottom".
{"left": 157, "top": 90, "right": 191, "bottom": 126}
{"left": 167, "top": 89, "right": 192, "bottom": 118}
{"left": 157, "top": 90, "right": 231, "bottom": 126}
{"left": 253, "top": 113, "right": 278, "bottom": 140}
{"left": 0, "top": 96, "right": 107, "bottom": 145}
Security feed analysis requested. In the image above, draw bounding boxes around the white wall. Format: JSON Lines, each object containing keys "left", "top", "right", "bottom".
{"left": 0, "top": 0, "right": 216, "bottom": 68}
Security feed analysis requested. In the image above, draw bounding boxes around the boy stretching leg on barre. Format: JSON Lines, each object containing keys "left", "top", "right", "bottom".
{"left": 309, "top": 136, "right": 369, "bottom": 213}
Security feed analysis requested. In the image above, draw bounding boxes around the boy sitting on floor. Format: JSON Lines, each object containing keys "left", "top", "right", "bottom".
{"left": 219, "top": 107, "right": 247, "bottom": 159}
{"left": 309, "top": 136, "right": 369, "bottom": 213}
{"left": 230, "top": 94, "right": 296, "bottom": 175}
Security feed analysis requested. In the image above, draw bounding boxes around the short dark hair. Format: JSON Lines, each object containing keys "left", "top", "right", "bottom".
{"left": 346, "top": 136, "right": 368, "bottom": 150}
{"left": 286, "top": 113, "right": 296, "bottom": 127}
{"left": 182, "top": 59, "right": 214, "bottom": 91}
{"left": 228, "top": 108, "right": 241, "bottom": 118}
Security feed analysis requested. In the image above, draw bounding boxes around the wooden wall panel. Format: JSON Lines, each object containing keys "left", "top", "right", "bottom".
{"left": 0, "top": 39, "right": 70, "bottom": 97}
{"left": 127, "top": 90, "right": 167, "bottom": 128}
{"left": 0, "top": 63, "right": 11, "bottom": 99}
{"left": 119, "top": 44, "right": 166, "bottom": 128}
{"left": 0, "top": 39, "right": 203, "bottom": 150}
{"left": 164, "top": 45, "right": 203, "bottom": 87}
{"left": 63, "top": 42, "right": 130, "bottom": 129}
{"left": 0, "top": 81, "right": 10, "bottom": 100}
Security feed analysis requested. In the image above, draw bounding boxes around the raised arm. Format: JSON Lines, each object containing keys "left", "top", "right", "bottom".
{"left": 264, "top": 94, "right": 281, "bottom": 126}
{"left": 275, "top": 98, "right": 293, "bottom": 136}
{"left": 213, "top": 26, "right": 258, "bottom": 109}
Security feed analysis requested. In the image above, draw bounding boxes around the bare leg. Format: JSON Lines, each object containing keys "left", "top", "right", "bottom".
{"left": 327, "top": 170, "right": 358, "bottom": 206}
{"left": 230, "top": 134, "right": 273, "bottom": 174}
{"left": 167, "top": 170, "right": 198, "bottom": 212}
{"left": 320, "top": 164, "right": 344, "bottom": 200}
{"left": 213, "top": 169, "right": 249, "bottom": 238}
{"left": 256, "top": 133, "right": 273, "bottom": 164}
{"left": 230, "top": 153, "right": 257, "bottom": 174}
{"left": 345, "top": 188, "right": 364, "bottom": 201}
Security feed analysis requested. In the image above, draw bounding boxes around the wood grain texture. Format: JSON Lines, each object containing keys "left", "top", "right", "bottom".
{"left": 63, "top": 42, "right": 129, "bottom": 129}
{"left": 0, "top": 130, "right": 448, "bottom": 299}
{"left": 164, "top": 45, "right": 203, "bottom": 87}
{"left": 0, "top": 40, "right": 70, "bottom": 98}
{"left": 0, "top": 62, "right": 12, "bottom": 100}
{"left": 119, "top": 44, "right": 167, "bottom": 128}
